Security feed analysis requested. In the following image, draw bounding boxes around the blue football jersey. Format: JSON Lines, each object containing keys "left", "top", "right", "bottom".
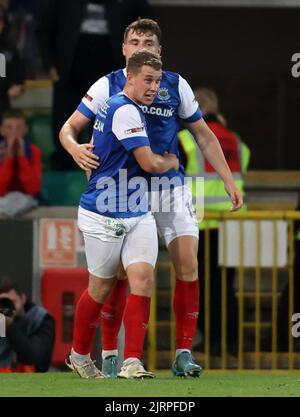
{"left": 78, "top": 69, "right": 202, "bottom": 184}
{"left": 79, "top": 93, "right": 150, "bottom": 218}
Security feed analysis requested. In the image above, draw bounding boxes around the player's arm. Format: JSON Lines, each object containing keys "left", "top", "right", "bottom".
{"left": 113, "top": 104, "right": 179, "bottom": 174}
{"left": 59, "top": 76, "right": 109, "bottom": 171}
{"left": 59, "top": 110, "right": 100, "bottom": 172}
{"left": 133, "top": 147, "right": 179, "bottom": 173}
{"left": 188, "top": 118, "right": 243, "bottom": 211}
{"left": 178, "top": 75, "right": 242, "bottom": 211}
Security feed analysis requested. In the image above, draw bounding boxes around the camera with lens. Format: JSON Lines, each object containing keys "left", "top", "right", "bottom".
{"left": 0, "top": 298, "right": 16, "bottom": 317}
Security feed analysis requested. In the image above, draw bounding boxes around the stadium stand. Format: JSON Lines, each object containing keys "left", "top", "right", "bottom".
{"left": 28, "top": 113, "right": 54, "bottom": 171}
{"left": 41, "top": 171, "right": 87, "bottom": 206}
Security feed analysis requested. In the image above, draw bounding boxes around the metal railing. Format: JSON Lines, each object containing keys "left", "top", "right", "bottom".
{"left": 147, "top": 211, "right": 300, "bottom": 370}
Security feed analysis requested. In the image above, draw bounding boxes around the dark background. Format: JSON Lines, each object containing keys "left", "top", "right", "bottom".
{"left": 152, "top": 6, "right": 300, "bottom": 170}
{"left": 0, "top": 220, "right": 34, "bottom": 296}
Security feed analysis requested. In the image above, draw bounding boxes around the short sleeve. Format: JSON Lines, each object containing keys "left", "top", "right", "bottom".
{"left": 178, "top": 75, "right": 202, "bottom": 123}
{"left": 112, "top": 104, "right": 150, "bottom": 151}
{"left": 77, "top": 76, "right": 110, "bottom": 119}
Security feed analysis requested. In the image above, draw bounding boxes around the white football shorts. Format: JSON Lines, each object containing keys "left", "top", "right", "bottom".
{"left": 78, "top": 207, "right": 158, "bottom": 279}
{"left": 150, "top": 184, "right": 199, "bottom": 247}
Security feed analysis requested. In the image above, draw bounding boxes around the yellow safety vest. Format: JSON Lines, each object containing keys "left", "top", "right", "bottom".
{"left": 178, "top": 128, "right": 250, "bottom": 229}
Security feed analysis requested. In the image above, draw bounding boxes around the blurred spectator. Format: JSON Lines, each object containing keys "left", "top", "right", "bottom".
{"left": 0, "top": 5, "right": 25, "bottom": 117}
{"left": 179, "top": 87, "right": 250, "bottom": 355}
{"left": 0, "top": 1, "right": 8, "bottom": 11}
{"left": 6, "top": 0, "right": 43, "bottom": 78}
{"left": 0, "top": 277, "right": 55, "bottom": 372}
{"left": 38, "top": 0, "right": 153, "bottom": 170}
{"left": 0, "top": 110, "right": 42, "bottom": 215}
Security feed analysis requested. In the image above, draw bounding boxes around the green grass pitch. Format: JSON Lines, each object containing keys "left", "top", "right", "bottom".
{"left": 0, "top": 371, "right": 300, "bottom": 397}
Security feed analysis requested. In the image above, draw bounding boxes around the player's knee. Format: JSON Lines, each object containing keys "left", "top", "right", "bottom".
{"left": 174, "top": 257, "right": 198, "bottom": 281}
{"left": 88, "top": 275, "right": 116, "bottom": 303}
{"left": 129, "top": 273, "right": 154, "bottom": 297}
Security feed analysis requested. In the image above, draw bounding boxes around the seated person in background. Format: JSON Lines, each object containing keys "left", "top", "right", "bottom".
{"left": 0, "top": 277, "right": 55, "bottom": 372}
{"left": 0, "top": 110, "right": 42, "bottom": 214}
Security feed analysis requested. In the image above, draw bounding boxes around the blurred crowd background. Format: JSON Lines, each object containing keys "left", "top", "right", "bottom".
{"left": 0, "top": 0, "right": 300, "bottom": 172}
{"left": 1, "top": 0, "right": 300, "bottom": 372}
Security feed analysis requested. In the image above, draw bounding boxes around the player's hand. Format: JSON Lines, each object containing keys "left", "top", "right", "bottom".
{"left": 6, "top": 136, "right": 17, "bottom": 156}
{"left": 16, "top": 136, "right": 25, "bottom": 156}
{"left": 164, "top": 152, "right": 179, "bottom": 171}
{"left": 224, "top": 180, "right": 243, "bottom": 211}
{"left": 70, "top": 143, "right": 100, "bottom": 171}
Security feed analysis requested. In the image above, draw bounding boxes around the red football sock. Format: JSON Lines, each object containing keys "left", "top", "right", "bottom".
{"left": 101, "top": 279, "right": 128, "bottom": 350}
{"left": 123, "top": 294, "right": 151, "bottom": 360}
{"left": 73, "top": 289, "right": 103, "bottom": 355}
{"left": 173, "top": 278, "right": 199, "bottom": 350}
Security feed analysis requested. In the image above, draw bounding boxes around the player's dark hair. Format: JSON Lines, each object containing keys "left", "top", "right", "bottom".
{"left": 127, "top": 49, "right": 162, "bottom": 75}
{"left": 124, "top": 18, "right": 162, "bottom": 44}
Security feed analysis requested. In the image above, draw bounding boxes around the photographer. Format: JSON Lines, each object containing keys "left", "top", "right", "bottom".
{"left": 0, "top": 277, "right": 55, "bottom": 372}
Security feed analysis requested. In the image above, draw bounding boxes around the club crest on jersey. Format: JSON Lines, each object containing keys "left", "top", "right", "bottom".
{"left": 157, "top": 88, "right": 170, "bottom": 101}
{"left": 125, "top": 126, "right": 144, "bottom": 135}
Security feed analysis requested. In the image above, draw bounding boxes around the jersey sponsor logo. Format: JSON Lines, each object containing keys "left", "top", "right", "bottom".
{"left": 157, "top": 87, "right": 170, "bottom": 101}
{"left": 124, "top": 126, "right": 145, "bottom": 135}
{"left": 140, "top": 105, "right": 174, "bottom": 118}
{"left": 84, "top": 93, "right": 93, "bottom": 102}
